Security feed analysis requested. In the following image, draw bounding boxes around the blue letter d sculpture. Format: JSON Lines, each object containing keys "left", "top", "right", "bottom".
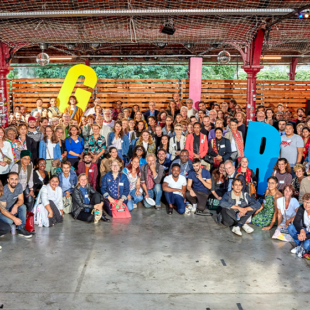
{"left": 244, "top": 122, "right": 280, "bottom": 195}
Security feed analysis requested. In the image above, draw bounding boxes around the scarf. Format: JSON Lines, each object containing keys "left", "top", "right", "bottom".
{"left": 303, "top": 137, "right": 310, "bottom": 158}
{"left": 211, "top": 138, "right": 221, "bottom": 168}
{"left": 237, "top": 166, "right": 251, "bottom": 183}
{"left": 231, "top": 130, "right": 244, "bottom": 161}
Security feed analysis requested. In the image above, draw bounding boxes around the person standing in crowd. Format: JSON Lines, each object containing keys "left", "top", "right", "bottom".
{"left": 144, "top": 101, "right": 160, "bottom": 119}
{"left": 77, "top": 153, "right": 98, "bottom": 190}
{"left": 162, "top": 115, "right": 175, "bottom": 138}
{"left": 72, "top": 173, "right": 108, "bottom": 223}
{"left": 228, "top": 99, "right": 237, "bottom": 116}
{"left": 288, "top": 193, "right": 310, "bottom": 255}
{"left": 102, "top": 109, "right": 115, "bottom": 128}
{"left": 196, "top": 101, "right": 209, "bottom": 117}
{"left": 265, "top": 108, "right": 275, "bottom": 126}
{"left": 302, "top": 127, "right": 310, "bottom": 161}
{"left": 159, "top": 135, "right": 170, "bottom": 156}
{"left": 82, "top": 115, "right": 95, "bottom": 139}
{"left": 292, "top": 108, "right": 306, "bottom": 124}
{"left": 100, "top": 147, "right": 124, "bottom": 182}
{"left": 169, "top": 124, "right": 185, "bottom": 161}
{"left": 299, "top": 173, "right": 310, "bottom": 203}
{"left": 5, "top": 126, "right": 19, "bottom": 163}
{"left": 180, "top": 106, "right": 189, "bottom": 122}
{"left": 163, "top": 163, "right": 187, "bottom": 215}
{"left": 147, "top": 116, "right": 157, "bottom": 135}
{"left": 218, "top": 178, "right": 260, "bottom": 236}
{"left": 173, "top": 92, "right": 182, "bottom": 109}
{"left": 130, "top": 105, "right": 140, "bottom": 119}
{"left": 200, "top": 115, "right": 213, "bottom": 136}
{"left": 59, "top": 113, "right": 71, "bottom": 140}
{"left": 157, "top": 111, "right": 168, "bottom": 128}
{"left": 84, "top": 123, "right": 106, "bottom": 164}
{"left": 122, "top": 156, "right": 143, "bottom": 210}
{"left": 153, "top": 125, "right": 163, "bottom": 150}
{"left": 39, "top": 126, "right": 62, "bottom": 175}
{"left": 208, "top": 110, "right": 217, "bottom": 125}
{"left": 15, "top": 112, "right": 24, "bottom": 125}
{"left": 272, "top": 158, "right": 292, "bottom": 192}
{"left": 65, "top": 125, "right": 84, "bottom": 169}
{"left": 63, "top": 96, "right": 84, "bottom": 124}
{"left": 186, "top": 99, "right": 197, "bottom": 118}
{"left": 185, "top": 122, "right": 209, "bottom": 162}
{"left": 0, "top": 172, "right": 32, "bottom": 237}
{"left": 30, "top": 98, "right": 44, "bottom": 116}
{"left": 277, "top": 120, "right": 287, "bottom": 136}
{"left": 27, "top": 116, "right": 43, "bottom": 154}
{"left": 140, "top": 153, "right": 165, "bottom": 210}
{"left": 280, "top": 123, "right": 303, "bottom": 170}
{"left": 207, "top": 119, "right": 228, "bottom": 141}
{"left": 112, "top": 100, "right": 122, "bottom": 120}
{"left": 38, "top": 117, "right": 49, "bottom": 135}
{"left": 33, "top": 158, "right": 49, "bottom": 195}
{"left": 95, "top": 115, "right": 112, "bottom": 143}
{"left": 101, "top": 159, "right": 130, "bottom": 216}
{"left": 169, "top": 149, "right": 192, "bottom": 177}
{"left": 84, "top": 97, "right": 101, "bottom": 117}
{"left": 136, "top": 130, "right": 156, "bottom": 154}
{"left": 224, "top": 118, "right": 244, "bottom": 163}
{"left": 122, "top": 107, "right": 131, "bottom": 120}
{"left": 186, "top": 158, "right": 212, "bottom": 214}
{"left": 252, "top": 176, "right": 282, "bottom": 230}
{"left": 54, "top": 126, "right": 67, "bottom": 159}
{"left": 236, "top": 157, "right": 258, "bottom": 193}
{"left": 291, "top": 164, "right": 305, "bottom": 200}
{"left": 166, "top": 100, "right": 179, "bottom": 121}
{"left": 48, "top": 97, "right": 62, "bottom": 120}
{"left": 256, "top": 111, "right": 266, "bottom": 123}
{"left": 0, "top": 127, "right": 14, "bottom": 186}
{"left": 16, "top": 124, "right": 37, "bottom": 163}
{"left": 128, "top": 119, "right": 136, "bottom": 142}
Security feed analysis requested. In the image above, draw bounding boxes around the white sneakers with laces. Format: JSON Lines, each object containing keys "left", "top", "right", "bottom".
{"left": 232, "top": 226, "right": 242, "bottom": 236}
{"left": 242, "top": 224, "right": 254, "bottom": 234}
{"left": 291, "top": 247, "right": 298, "bottom": 254}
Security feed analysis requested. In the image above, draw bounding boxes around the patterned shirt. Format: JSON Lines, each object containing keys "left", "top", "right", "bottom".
{"left": 108, "top": 174, "right": 120, "bottom": 199}
{"left": 146, "top": 167, "right": 155, "bottom": 190}
{"left": 84, "top": 135, "right": 106, "bottom": 157}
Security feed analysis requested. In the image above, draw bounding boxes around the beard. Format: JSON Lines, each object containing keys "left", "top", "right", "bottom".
{"left": 9, "top": 183, "right": 17, "bottom": 188}
{"left": 84, "top": 160, "right": 92, "bottom": 165}
{"left": 105, "top": 116, "right": 112, "bottom": 122}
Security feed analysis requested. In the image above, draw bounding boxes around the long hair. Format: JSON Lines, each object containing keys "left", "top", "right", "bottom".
{"left": 157, "top": 110, "right": 168, "bottom": 122}
{"left": 165, "top": 116, "right": 174, "bottom": 132}
{"left": 159, "top": 134, "right": 170, "bottom": 150}
{"left": 273, "top": 158, "right": 291, "bottom": 174}
{"left": 76, "top": 173, "right": 89, "bottom": 188}
{"left": 43, "top": 125, "right": 58, "bottom": 143}
{"left": 121, "top": 118, "right": 129, "bottom": 135}
{"left": 126, "top": 156, "right": 140, "bottom": 174}
{"left": 167, "top": 100, "right": 176, "bottom": 111}
{"left": 113, "top": 120, "right": 124, "bottom": 138}
{"left": 106, "top": 147, "right": 123, "bottom": 163}
{"left": 135, "top": 120, "right": 146, "bottom": 132}
{"left": 132, "top": 145, "right": 146, "bottom": 159}
{"left": 137, "top": 130, "right": 153, "bottom": 145}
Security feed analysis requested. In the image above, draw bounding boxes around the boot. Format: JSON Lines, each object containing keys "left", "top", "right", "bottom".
{"left": 101, "top": 213, "right": 110, "bottom": 222}
{"left": 92, "top": 209, "right": 102, "bottom": 224}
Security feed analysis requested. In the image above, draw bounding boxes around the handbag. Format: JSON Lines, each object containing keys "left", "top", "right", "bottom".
{"left": 109, "top": 201, "right": 131, "bottom": 219}
{"left": 25, "top": 211, "right": 35, "bottom": 232}
{"left": 0, "top": 148, "right": 12, "bottom": 165}
{"left": 207, "top": 198, "right": 220, "bottom": 210}
{"left": 46, "top": 146, "right": 61, "bottom": 168}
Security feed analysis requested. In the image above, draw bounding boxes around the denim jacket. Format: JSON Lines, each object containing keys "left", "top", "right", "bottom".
{"left": 101, "top": 171, "right": 130, "bottom": 201}
{"left": 107, "top": 132, "right": 129, "bottom": 156}
{"left": 39, "top": 140, "right": 62, "bottom": 161}
{"left": 57, "top": 169, "right": 78, "bottom": 196}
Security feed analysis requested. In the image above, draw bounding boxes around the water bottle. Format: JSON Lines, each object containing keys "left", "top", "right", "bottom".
{"left": 236, "top": 213, "right": 240, "bottom": 221}
{"left": 11, "top": 224, "right": 16, "bottom": 235}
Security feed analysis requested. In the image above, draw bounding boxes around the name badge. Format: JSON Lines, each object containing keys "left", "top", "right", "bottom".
{"left": 89, "top": 169, "right": 93, "bottom": 172}
{"left": 220, "top": 145, "right": 225, "bottom": 148}
{"left": 71, "top": 107, "right": 74, "bottom": 110}
{"left": 279, "top": 180, "right": 285, "bottom": 184}
{"left": 201, "top": 139, "right": 204, "bottom": 143}
{"left": 72, "top": 185, "right": 75, "bottom": 188}
{"left": 121, "top": 140, "right": 123, "bottom": 143}
{"left": 172, "top": 144, "right": 176, "bottom": 147}
{"left": 33, "top": 131, "right": 38, "bottom": 134}
{"left": 287, "top": 140, "right": 291, "bottom": 143}
{"left": 203, "top": 178, "right": 206, "bottom": 180}
{"left": 119, "top": 183, "right": 124, "bottom": 186}
{"left": 237, "top": 201, "right": 241, "bottom": 205}
{"left": 75, "top": 140, "right": 79, "bottom": 143}
{"left": 13, "top": 196, "right": 18, "bottom": 199}
{"left": 85, "top": 195, "right": 88, "bottom": 198}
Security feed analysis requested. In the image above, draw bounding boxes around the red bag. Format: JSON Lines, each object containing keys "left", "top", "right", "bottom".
{"left": 109, "top": 202, "right": 131, "bottom": 219}
{"left": 25, "top": 211, "right": 35, "bottom": 232}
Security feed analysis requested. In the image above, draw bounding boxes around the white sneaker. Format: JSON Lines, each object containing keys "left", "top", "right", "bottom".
{"left": 187, "top": 204, "right": 193, "bottom": 211}
{"left": 232, "top": 226, "right": 242, "bottom": 236}
{"left": 242, "top": 224, "right": 254, "bottom": 234}
{"left": 133, "top": 204, "right": 137, "bottom": 209}
{"left": 191, "top": 205, "right": 197, "bottom": 213}
{"left": 185, "top": 208, "right": 191, "bottom": 215}
{"left": 291, "top": 247, "right": 298, "bottom": 254}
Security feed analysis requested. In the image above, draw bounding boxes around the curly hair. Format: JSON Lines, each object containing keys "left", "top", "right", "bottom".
{"left": 137, "top": 130, "right": 153, "bottom": 145}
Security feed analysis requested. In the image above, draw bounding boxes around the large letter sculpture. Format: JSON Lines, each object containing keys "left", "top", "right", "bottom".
{"left": 58, "top": 64, "right": 97, "bottom": 112}
{"left": 244, "top": 122, "right": 280, "bottom": 195}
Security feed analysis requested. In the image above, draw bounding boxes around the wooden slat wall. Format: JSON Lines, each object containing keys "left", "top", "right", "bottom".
{"left": 8, "top": 78, "right": 310, "bottom": 113}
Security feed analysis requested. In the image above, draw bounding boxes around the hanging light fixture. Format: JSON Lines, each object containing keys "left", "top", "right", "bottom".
{"left": 217, "top": 50, "right": 231, "bottom": 64}
{"left": 36, "top": 43, "right": 49, "bottom": 66}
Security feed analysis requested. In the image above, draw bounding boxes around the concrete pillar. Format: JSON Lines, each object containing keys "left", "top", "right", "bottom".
{"left": 188, "top": 57, "right": 203, "bottom": 110}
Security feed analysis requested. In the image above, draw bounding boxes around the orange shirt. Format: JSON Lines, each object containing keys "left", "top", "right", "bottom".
{"left": 64, "top": 106, "right": 84, "bottom": 124}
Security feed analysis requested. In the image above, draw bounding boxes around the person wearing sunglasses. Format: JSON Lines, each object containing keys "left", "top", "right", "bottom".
{"left": 131, "top": 146, "right": 147, "bottom": 167}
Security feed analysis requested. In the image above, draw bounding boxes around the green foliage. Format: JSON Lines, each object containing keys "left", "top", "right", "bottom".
{"left": 202, "top": 64, "right": 237, "bottom": 79}
{"left": 238, "top": 66, "right": 290, "bottom": 80}
{"left": 33, "top": 66, "right": 70, "bottom": 78}
{"left": 295, "top": 69, "right": 310, "bottom": 81}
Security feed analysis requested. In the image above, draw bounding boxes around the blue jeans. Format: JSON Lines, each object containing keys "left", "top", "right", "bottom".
{"left": 0, "top": 204, "right": 27, "bottom": 230}
{"left": 164, "top": 192, "right": 185, "bottom": 214}
{"left": 127, "top": 189, "right": 143, "bottom": 211}
{"left": 143, "top": 184, "right": 163, "bottom": 208}
{"left": 288, "top": 224, "right": 310, "bottom": 251}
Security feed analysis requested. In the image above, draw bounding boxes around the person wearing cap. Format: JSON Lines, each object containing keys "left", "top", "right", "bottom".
{"left": 163, "top": 163, "right": 187, "bottom": 215}
{"left": 11, "top": 150, "right": 35, "bottom": 211}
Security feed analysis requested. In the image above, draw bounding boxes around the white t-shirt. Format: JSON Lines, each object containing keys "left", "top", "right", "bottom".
{"left": 303, "top": 210, "right": 310, "bottom": 232}
{"left": 163, "top": 174, "right": 187, "bottom": 196}
{"left": 143, "top": 141, "right": 148, "bottom": 152}
{"left": 277, "top": 197, "right": 299, "bottom": 224}
{"left": 46, "top": 139, "right": 56, "bottom": 160}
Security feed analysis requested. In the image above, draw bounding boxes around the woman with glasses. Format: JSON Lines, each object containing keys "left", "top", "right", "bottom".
{"left": 54, "top": 126, "right": 67, "bottom": 159}
{"left": 169, "top": 124, "right": 185, "bottom": 161}
{"left": 100, "top": 147, "right": 124, "bottom": 182}
{"left": 131, "top": 145, "right": 147, "bottom": 167}
{"left": 162, "top": 115, "right": 175, "bottom": 138}
{"left": 252, "top": 176, "right": 282, "bottom": 230}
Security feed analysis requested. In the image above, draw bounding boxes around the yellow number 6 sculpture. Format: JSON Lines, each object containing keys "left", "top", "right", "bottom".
{"left": 57, "top": 64, "right": 98, "bottom": 112}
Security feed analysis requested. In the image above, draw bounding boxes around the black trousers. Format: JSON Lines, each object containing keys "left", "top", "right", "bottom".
{"left": 220, "top": 207, "right": 254, "bottom": 227}
{"left": 185, "top": 190, "right": 209, "bottom": 211}
{"left": 0, "top": 219, "right": 10, "bottom": 236}
{"left": 76, "top": 192, "right": 102, "bottom": 222}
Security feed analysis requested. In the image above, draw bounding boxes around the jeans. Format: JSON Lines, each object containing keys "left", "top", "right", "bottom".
{"left": 127, "top": 189, "right": 143, "bottom": 211}
{"left": 164, "top": 192, "right": 185, "bottom": 214}
{"left": 143, "top": 184, "right": 163, "bottom": 208}
{"left": 0, "top": 204, "right": 27, "bottom": 230}
{"left": 288, "top": 224, "right": 310, "bottom": 250}
{"left": 0, "top": 219, "right": 10, "bottom": 236}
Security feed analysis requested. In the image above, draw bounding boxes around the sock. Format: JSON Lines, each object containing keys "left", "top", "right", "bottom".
{"left": 193, "top": 204, "right": 197, "bottom": 208}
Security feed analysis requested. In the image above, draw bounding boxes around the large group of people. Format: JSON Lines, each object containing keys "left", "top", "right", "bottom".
{"left": 1, "top": 96, "right": 310, "bottom": 258}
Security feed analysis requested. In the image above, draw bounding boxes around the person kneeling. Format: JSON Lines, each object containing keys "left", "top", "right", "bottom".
{"left": 218, "top": 178, "right": 260, "bottom": 236}
{"left": 72, "top": 173, "right": 109, "bottom": 223}
{"left": 163, "top": 164, "right": 187, "bottom": 215}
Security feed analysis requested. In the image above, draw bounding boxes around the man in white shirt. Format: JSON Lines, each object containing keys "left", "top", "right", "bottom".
{"left": 163, "top": 163, "right": 187, "bottom": 215}
{"left": 84, "top": 97, "right": 102, "bottom": 116}
{"left": 186, "top": 99, "right": 197, "bottom": 118}
{"left": 208, "top": 109, "right": 217, "bottom": 124}
{"left": 30, "top": 98, "right": 44, "bottom": 116}
{"left": 102, "top": 109, "right": 115, "bottom": 128}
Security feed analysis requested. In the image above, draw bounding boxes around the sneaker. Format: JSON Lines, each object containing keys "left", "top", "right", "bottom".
{"left": 242, "top": 224, "right": 254, "bottom": 234}
{"left": 195, "top": 210, "right": 203, "bottom": 215}
{"left": 185, "top": 208, "right": 191, "bottom": 215}
{"left": 187, "top": 204, "right": 193, "bottom": 211}
{"left": 191, "top": 205, "right": 197, "bottom": 213}
{"left": 17, "top": 228, "right": 33, "bottom": 238}
{"left": 0, "top": 245, "right": 2, "bottom": 250}
{"left": 155, "top": 205, "right": 161, "bottom": 211}
{"left": 133, "top": 204, "right": 137, "bottom": 209}
{"left": 291, "top": 247, "right": 298, "bottom": 254}
{"left": 232, "top": 226, "right": 242, "bottom": 236}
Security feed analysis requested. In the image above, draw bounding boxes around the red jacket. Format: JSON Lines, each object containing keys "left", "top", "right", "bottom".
{"left": 185, "top": 133, "right": 208, "bottom": 161}
{"left": 77, "top": 162, "right": 98, "bottom": 189}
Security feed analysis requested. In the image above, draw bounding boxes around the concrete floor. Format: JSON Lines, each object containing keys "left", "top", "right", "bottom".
{"left": 0, "top": 207, "right": 309, "bottom": 310}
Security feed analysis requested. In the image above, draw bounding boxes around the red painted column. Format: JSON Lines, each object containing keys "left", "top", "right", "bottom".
{"left": 0, "top": 43, "right": 10, "bottom": 128}
{"left": 188, "top": 57, "right": 203, "bottom": 110}
{"left": 288, "top": 57, "right": 298, "bottom": 80}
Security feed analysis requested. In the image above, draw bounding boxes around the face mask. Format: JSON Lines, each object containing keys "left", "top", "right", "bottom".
{"left": 84, "top": 160, "right": 92, "bottom": 165}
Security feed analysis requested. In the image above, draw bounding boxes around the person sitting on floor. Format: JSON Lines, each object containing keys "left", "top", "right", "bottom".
{"left": 101, "top": 159, "right": 130, "bottom": 217}
{"left": 140, "top": 153, "right": 165, "bottom": 210}
{"left": 33, "top": 158, "right": 50, "bottom": 196}
{"left": 218, "top": 178, "right": 260, "bottom": 236}
{"left": 288, "top": 193, "right": 310, "bottom": 255}
{"left": 186, "top": 158, "right": 212, "bottom": 214}
{"left": 163, "top": 163, "right": 187, "bottom": 215}
{"left": 77, "top": 153, "right": 98, "bottom": 190}
{"left": 72, "top": 173, "right": 109, "bottom": 223}
{"left": 0, "top": 172, "right": 32, "bottom": 238}
{"left": 156, "top": 148, "right": 172, "bottom": 173}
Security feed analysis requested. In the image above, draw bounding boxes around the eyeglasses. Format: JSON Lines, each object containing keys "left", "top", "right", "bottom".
{"left": 111, "top": 165, "right": 119, "bottom": 167}
{"left": 267, "top": 182, "right": 276, "bottom": 185}
{"left": 136, "top": 149, "right": 143, "bottom": 152}
{"left": 180, "top": 155, "right": 188, "bottom": 157}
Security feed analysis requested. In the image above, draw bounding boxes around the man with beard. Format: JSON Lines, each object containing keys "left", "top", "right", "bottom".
{"left": 77, "top": 153, "right": 98, "bottom": 190}
{"left": 102, "top": 109, "right": 115, "bottom": 128}
{"left": 200, "top": 115, "right": 214, "bottom": 137}
{"left": 195, "top": 101, "right": 209, "bottom": 119}
{"left": 186, "top": 158, "right": 212, "bottom": 214}
{"left": 173, "top": 92, "right": 182, "bottom": 109}
{"left": 278, "top": 120, "right": 287, "bottom": 136}
{"left": 292, "top": 108, "right": 306, "bottom": 125}
{"left": 30, "top": 98, "right": 44, "bottom": 116}
{"left": 27, "top": 116, "right": 43, "bottom": 160}
{"left": 156, "top": 148, "right": 172, "bottom": 172}
{"left": 84, "top": 97, "right": 102, "bottom": 117}
{"left": 228, "top": 99, "right": 237, "bottom": 116}
{"left": 112, "top": 100, "right": 122, "bottom": 121}
{"left": 0, "top": 172, "right": 32, "bottom": 238}
{"left": 15, "top": 112, "right": 25, "bottom": 125}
